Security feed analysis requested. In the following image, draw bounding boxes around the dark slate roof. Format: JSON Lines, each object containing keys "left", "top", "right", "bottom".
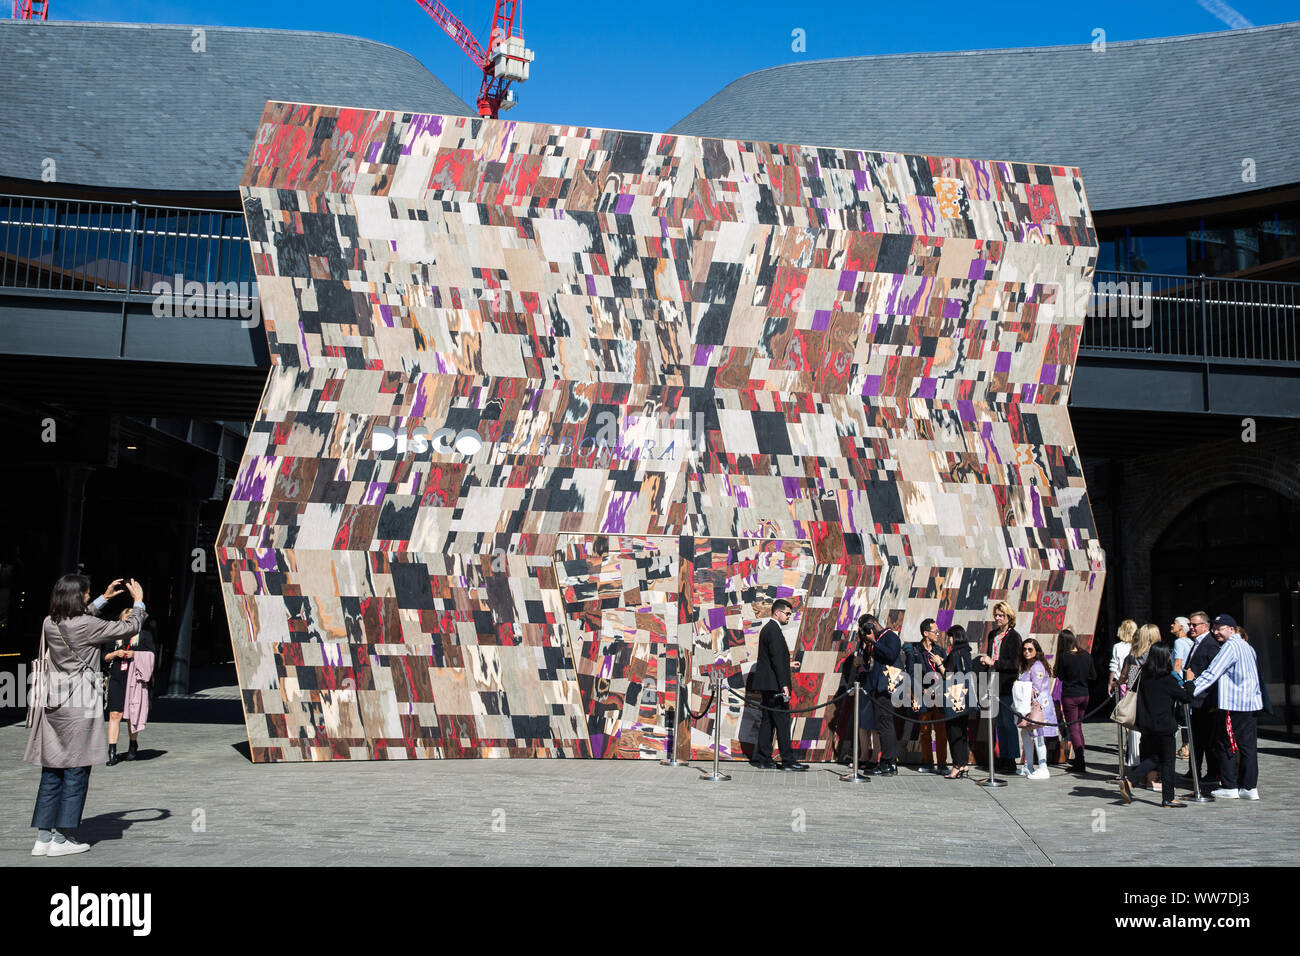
{"left": 0, "top": 19, "right": 473, "bottom": 192}
{"left": 671, "top": 22, "right": 1300, "bottom": 211}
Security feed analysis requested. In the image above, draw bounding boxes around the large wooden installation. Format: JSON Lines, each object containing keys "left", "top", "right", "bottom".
{"left": 217, "top": 102, "right": 1105, "bottom": 762}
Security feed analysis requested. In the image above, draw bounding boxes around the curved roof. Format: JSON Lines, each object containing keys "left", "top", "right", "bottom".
{"left": 0, "top": 19, "right": 473, "bottom": 193}
{"left": 670, "top": 22, "right": 1300, "bottom": 212}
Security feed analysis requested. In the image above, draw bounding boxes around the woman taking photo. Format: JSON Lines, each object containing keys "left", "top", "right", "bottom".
{"left": 1016, "top": 638, "right": 1058, "bottom": 779}
{"left": 1054, "top": 630, "right": 1095, "bottom": 773}
{"left": 1119, "top": 643, "right": 1195, "bottom": 808}
{"left": 25, "top": 575, "right": 146, "bottom": 856}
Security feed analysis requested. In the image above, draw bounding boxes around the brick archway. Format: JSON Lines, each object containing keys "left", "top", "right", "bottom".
{"left": 1114, "top": 425, "right": 1300, "bottom": 623}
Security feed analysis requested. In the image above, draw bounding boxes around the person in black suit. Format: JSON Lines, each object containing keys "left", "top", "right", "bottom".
{"left": 751, "top": 599, "right": 809, "bottom": 771}
{"left": 974, "top": 601, "right": 1023, "bottom": 775}
{"left": 1182, "top": 610, "right": 1221, "bottom": 784}
{"left": 862, "top": 613, "right": 904, "bottom": 776}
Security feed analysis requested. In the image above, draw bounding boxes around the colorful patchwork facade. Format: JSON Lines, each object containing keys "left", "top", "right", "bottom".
{"left": 218, "top": 101, "right": 1105, "bottom": 762}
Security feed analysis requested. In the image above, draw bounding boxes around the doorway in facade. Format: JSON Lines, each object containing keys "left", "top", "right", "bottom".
{"left": 1150, "top": 483, "right": 1299, "bottom": 736}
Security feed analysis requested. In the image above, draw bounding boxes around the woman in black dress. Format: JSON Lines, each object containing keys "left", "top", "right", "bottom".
{"left": 103, "top": 607, "right": 154, "bottom": 765}
{"left": 942, "top": 625, "right": 975, "bottom": 779}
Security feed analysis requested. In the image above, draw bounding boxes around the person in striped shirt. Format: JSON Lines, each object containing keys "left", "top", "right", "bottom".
{"left": 1185, "top": 614, "right": 1262, "bottom": 800}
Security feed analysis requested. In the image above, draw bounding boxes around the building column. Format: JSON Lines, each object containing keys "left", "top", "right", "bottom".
{"left": 167, "top": 497, "right": 201, "bottom": 696}
{"left": 55, "top": 464, "right": 94, "bottom": 575}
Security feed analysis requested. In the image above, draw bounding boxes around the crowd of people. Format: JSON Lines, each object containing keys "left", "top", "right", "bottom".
{"left": 820, "top": 606, "right": 1266, "bottom": 806}
{"left": 26, "top": 573, "right": 1269, "bottom": 858}
{"left": 24, "top": 574, "right": 157, "bottom": 857}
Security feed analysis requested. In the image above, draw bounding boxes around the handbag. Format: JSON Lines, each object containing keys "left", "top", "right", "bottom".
{"left": 25, "top": 631, "right": 50, "bottom": 728}
{"left": 1110, "top": 667, "right": 1142, "bottom": 730}
{"left": 1013, "top": 678, "right": 1042, "bottom": 729}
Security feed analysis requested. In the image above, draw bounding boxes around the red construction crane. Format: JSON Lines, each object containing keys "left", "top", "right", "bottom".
{"left": 13, "top": 0, "right": 50, "bottom": 18}
{"left": 413, "top": 0, "right": 534, "bottom": 118}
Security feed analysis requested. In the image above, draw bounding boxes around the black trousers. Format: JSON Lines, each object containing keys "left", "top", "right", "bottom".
{"left": 996, "top": 692, "right": 1021, "bottom": 762}
{"left": 1128, "top": 731, "right": 1177, "bottom": 803}
{"left": 1215, "top": 710, "right": 1259, "bottom": 791}
{"left": 1190, "top": 705, "right": 1221, "bottom": 779}
{"left": 755, "top": 690, "right": 795, "bottom": 764}
{"left": 946, "top": 715, "right": 971, "bottom": 766}
{"left": 871, "top": 692, "right": 898, "bottom": 762}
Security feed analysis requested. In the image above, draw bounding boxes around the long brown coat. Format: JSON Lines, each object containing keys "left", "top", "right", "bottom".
{"left": 24, "top": 606, "right": 144, "bottom": 768}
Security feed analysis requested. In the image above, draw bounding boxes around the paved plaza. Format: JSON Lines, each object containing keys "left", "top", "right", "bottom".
{"left": 2, "top": 689, "right": 1296, "bottom": 867}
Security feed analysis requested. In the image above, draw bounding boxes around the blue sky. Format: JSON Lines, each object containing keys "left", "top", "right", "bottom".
{"left": 53, "top": 0, "right": 1300, "bottom": 132}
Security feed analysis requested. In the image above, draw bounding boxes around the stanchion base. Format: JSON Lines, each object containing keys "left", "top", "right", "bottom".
{"left": 978, "top": 777, "right": 1008, "bottom": 788}
{"left": 698, "top": 772, "right": 732, "bottom": 782}
{"left": 659, "top": 758, "right": 686, "bottom": 767}
{"left": 839, "top": 772, "right": 871, "bottom": 783}
{"left": 1188, "top": 794, "right": 1214, "bottom": 803}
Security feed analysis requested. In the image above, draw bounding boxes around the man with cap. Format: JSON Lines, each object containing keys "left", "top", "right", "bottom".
{"left": 1170, "top": 616, "right": 1194, "bottom": 757}
{"left": 1185, "top": 614, "right": 1262, "bottom": 799}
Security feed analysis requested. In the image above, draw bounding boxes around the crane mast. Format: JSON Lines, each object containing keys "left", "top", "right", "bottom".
{"left": 413, "top": 0, "right": 534, "bottom": 118}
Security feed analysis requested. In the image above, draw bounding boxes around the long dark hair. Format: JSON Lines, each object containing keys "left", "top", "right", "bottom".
{"left": 1018, "top": 637, "right": 1051, "bottom": 675}
{"left": 49, "top": 573, "right": 91, "bottom": 623}
{"left": 1142, "top": 643, "right": 1173, "bottom": 680}
{"left": 1058, "top": 629, "right": 1077, "bottom": 655}
{"left": 946, "top": 624, "right": 968, "bottom": 647}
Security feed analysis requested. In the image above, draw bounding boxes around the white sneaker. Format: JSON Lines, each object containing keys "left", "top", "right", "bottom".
{"left": 1210, "top": 788, "right": 1240, "bottom": 799}
{"left": 31, "top": 839, "right": 50, "bottom": 857}
{"left": 47, "top": 838, "right": 90, "bottom": 857}
{"left": 1239, "top": 789, "right": 1260, "bottom": 800}
{"left": 1029, "top": 767, "right": 1051, "bottom": 780}
{"left": 1016, "top": 765, "right": 1030, "bottom": 776}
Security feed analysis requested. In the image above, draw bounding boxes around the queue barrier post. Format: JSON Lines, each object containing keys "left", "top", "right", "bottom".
{"left": 1115, "top": 718, "right": 1126, "bottom": 782}
{"left": 1184, "top": 701, "right": 1213, "bottom": 803}
{"left": 839, "top": 682, "right": 870, "bottom": 783}
{"left": 977, "top": 677, "right": 1006, "bottom": 788}
{"left": 698, "top": 670, "right": 731, "bottom": 783}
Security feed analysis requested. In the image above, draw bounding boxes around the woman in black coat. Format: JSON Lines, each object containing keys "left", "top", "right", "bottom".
{"left": 1119, "top": 644, "right": 1195, "bottom": 808}
{"left": 942, "top": 625, "right": 975, "bottom": 779}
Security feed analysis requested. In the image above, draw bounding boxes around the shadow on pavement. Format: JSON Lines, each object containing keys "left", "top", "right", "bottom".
{"left": 81, "top": 808, "right": 172, "bottom": 845}
{"left": 110, "top": 749, "right": 167, "bottom": 763}
{"left": 1258, "top": 746, "right": 1299, "bottom": 760}
{"left": 231, "top": 740, "right": 252, "bottom": 763}
{"left": 150, "top": 697, "right": 242, "bottom": 725}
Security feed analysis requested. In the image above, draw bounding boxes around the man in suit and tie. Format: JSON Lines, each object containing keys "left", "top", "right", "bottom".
{"left": 751, "top": 599, "right": 809, "bottom": 771}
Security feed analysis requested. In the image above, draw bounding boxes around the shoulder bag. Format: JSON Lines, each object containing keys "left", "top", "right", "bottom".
{"left": 25, "top": 629, "right": 50, "bottom": 728}
{"left": 1111, "top": 666, "right": 1142, "bottom": 730}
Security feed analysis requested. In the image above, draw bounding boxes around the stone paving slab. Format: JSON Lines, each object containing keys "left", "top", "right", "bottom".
{"left": 1, "top": 714, "right": 1295, "bottom": 866}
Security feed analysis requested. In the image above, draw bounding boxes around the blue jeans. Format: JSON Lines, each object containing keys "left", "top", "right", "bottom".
{"left": 31, "top": 766, "right": 91, "bottom": 830}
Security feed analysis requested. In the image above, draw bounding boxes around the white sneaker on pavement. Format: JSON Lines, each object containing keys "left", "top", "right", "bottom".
{"left": 1210, "top": 788, "right": 1240, "bottom": 799}
{"left": 1238, "top": 788, "right": 1260, "bottom": 800}
{"left": 31, "top": 840, "right": 50, "bottom": 856}
{"left": 1016, "top": 765, "right": 1030, "bottom": 776}
{"left": 47, "top": 838, "right": 90, "bottom": 857}
{"left": 1029, "top": 767, "right": 1051, "bottom": 780}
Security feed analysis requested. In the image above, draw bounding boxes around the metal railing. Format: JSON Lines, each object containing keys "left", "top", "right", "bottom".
{"left": 0, "top": 193, "right": 255, "bottom": 302}
{"left": 4, "top": 196, "right": 1298, "bottom": 362}
{"left": 1080, "top": 270, "right": 1300, "bottom": 365}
